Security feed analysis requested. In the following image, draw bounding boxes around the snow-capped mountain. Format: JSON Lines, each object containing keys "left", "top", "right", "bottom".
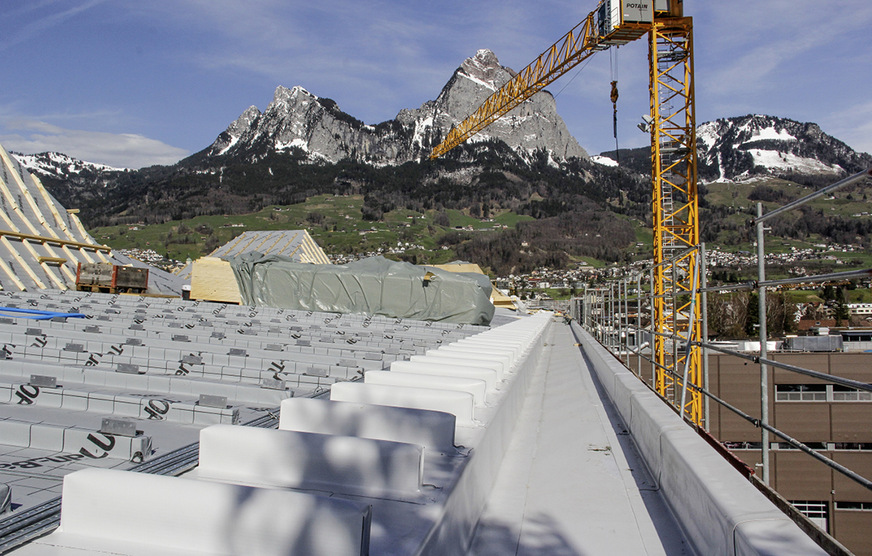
{"left": 201, "top": 49, "right": 587, "bottom": 166}
{"left": 696, "top": 114, "right": 871, "bottom": 182}
{"left": 12, "top": 151, "right": 126, "bottom": 178}
{"left": 598, "top": 114, "right": 871, "bottom": 184}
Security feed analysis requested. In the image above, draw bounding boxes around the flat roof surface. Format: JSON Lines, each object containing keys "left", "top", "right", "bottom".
{"left": 469, "top": 323, "right": 692, "bottom": 555}
{"left": 0, "top": 289, "right": 486, "bottom": 516}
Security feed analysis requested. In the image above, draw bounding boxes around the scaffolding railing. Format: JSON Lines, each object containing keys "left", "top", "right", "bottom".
{"left": 572, "top": 167, "right": 872, "bottom": 517}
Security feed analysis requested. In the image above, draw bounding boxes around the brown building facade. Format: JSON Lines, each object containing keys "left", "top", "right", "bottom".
{"left": 629, "top": 352, "right": 872, "bottom": 555}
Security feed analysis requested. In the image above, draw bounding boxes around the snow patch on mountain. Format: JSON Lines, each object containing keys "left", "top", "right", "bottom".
{"left": 747, "top": 126, "right": 796, "bottom": 142}
{"left": 275, "top": 138, "right": 309, "bottom": 152}
{"left": 747, "top": 149, "right": 840, "bottom": 175}
{"left": 696, "top": 122, "right": 719, "bottom": 151}
{"left": 459, "top": 72, "right": 498, "bottom": 92}
{"left": 591, "top": 155, "right": 619, "bottom": 167}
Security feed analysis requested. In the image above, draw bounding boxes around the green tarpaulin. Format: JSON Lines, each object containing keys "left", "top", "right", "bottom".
{"left": 228, "top": 254, "right": 495, "bottom": 325}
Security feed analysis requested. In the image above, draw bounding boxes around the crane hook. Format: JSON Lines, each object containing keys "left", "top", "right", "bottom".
{"left": 610, "top": 81, "right": 620, "bottom": 163}
{"left": 610, "top": 80, "right": 619, "bottom": 137}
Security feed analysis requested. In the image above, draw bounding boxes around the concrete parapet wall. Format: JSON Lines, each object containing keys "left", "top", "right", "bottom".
{"left": 279, "top": 397, "right": 457, "bottom": 453}
{"left": 389, "top": 360, "right": 499, "bottom": 393}
{"left": 364, "top": 370, "right": 488, "bottom": 407}
{"left": 197, "top": 424, "right": 425, "bottom": 500}
{"left": 573, "top": 324, "right": 825, "bottom": 556}
{"left": 14, "top": 468, "right": 372, "bottom": 556}
{"left": 331, "top": 381, "right": 476, "bottom": 426}
{"left": 411, "top": 352, "right": 506, "bottom": 380}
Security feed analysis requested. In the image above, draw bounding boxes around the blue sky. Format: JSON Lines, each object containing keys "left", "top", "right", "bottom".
{"left": 1, "top": 0, "right": 870, "bottom": 169}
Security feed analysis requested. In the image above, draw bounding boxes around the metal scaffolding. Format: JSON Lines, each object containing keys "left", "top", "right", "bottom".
{"left": 572, "top": 167, "right": 872, "bottom": 497}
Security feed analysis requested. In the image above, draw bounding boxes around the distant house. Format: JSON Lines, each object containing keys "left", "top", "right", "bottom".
{"left": 848, "top": 303, "right": 872, "bottom": 316}
{"left": 796, "top": 318, "right": 836, "bottom": 332}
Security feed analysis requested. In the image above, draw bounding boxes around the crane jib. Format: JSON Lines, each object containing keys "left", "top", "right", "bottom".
{"left": 429, "top": 2, "right": 701, "bottom": 431}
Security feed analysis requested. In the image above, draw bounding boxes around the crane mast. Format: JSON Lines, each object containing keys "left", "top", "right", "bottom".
{"left": 430, "top": 0, "right": 703, "bottom": 425}
{"left": 649, "top": 15, "right": 701, "bottom": 423}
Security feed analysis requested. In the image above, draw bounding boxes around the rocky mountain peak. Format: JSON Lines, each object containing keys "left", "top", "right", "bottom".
{"left": 270, "top": 85, "right": 316, "bottom": 107}
{"left": 199, "top": 49, "right": 587, "bottom": 165}
{"left": 429, "top": 49, "right": 586, "bottom": 161}
{"left": 262, "top": 86, "right": 322, "bottom": 123}
{"left": 208, "top": 105, "right": 261, "bottom": 157}
{"left": 459, "top": 49, "right": 505, "bottom": 88}
{"left": 228, "top": 106, "right": 261, "bottom": 134}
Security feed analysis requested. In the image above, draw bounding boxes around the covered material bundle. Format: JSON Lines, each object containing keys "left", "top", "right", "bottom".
{"left": 228, "top": 254, "right": 495, "bottom": 325}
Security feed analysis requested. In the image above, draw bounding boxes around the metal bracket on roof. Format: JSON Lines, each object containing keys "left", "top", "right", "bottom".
{"left": 198, "top": 394, "right": 228, "bottom": 409}
{"left": 29, "top": 375, "right": 57, "bottom": 388}
{"left": 261, "top": 377, "right": 286, "bottom": 390}
{"left": 100, "top": 418, "right": 137, "bottom": 437}
{"left": 181, "top": 354, "right": 202, "bottom": 365}
{"left": 116, "top": 363, "right": 142, "bottom": 375}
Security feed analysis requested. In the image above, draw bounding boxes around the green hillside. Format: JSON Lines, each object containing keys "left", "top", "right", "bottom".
{"left": 91, "top": 194, "right": 536, "bottom": 270}
{"left": 91, "top": 175, "right": 871, "bottom": 278}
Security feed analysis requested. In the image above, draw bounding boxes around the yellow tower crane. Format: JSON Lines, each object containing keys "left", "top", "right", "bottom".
{"left": 430, "top": 0, "right": 703, "bottom": 425}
